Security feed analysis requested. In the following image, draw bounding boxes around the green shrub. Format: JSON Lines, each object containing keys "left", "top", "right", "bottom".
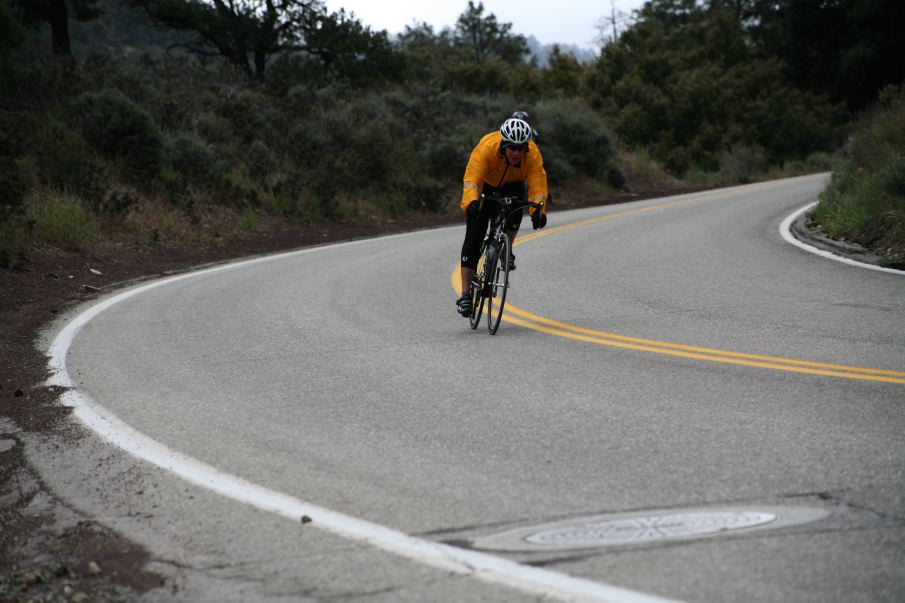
{"left": 0, "top": 209, "right": 31, "bottom": 268}
{"left": 426, "top": 122, "right": 492, "bottom": 181}
{"left": 165, "top": 133, "right": 220, "bottom": 184}
{"left": 423, "top": 137, "right": 467, "bottom": 178}
{"left": 717, "top": 143, "right": 766, "bottom": 183}
{"left": 782, "top": 160, "right": 807, "bottom": 174}
{"left": 69, "top": 88, "right": 164, "bottom": 177}
{"left": 29, "top": 191, "right": 97, "bottom": 249}
{"left": 224, "top": 168, "right": 263, "bottom": 208}
{"left": 407, "top": 176, "right": 452, "bottom": 213}
{"left": 683, "top": 166, "right": 724, "bottom": 187}
{"left": 805, "top": 152, "right": 833, "bottom": 169}
{"left": 219, "top": 88, "right": 279, "bottom": 146}
{"left": 0, "top": 118, "right": 26, "bottom": 211}
{"left": 194, "top": 111, "right": 235, "bottom": 146}
{"left": 0, "top": 161, "right": 25, "bottom": 213}
{"left": 621, "top": 148, "right": 675, "bottom": 186}
{"left": 247, "top": 139, "right": 278, "bottom": 175}
{"left": 241, "top": 206, "right": 260, "bottom": 231}
{"left": 812, "top": 85, "right": 905, "bottom": 251}
{"left": 32, "top": 115, "right": 104, "bottom": 194}
{"left": 535, "top": 98, "right": 623, "bottom": 187}
{"left": 607, "top": 165, "right": 627, "bottom": 188}
{"left": 541, "top": 152, "right": 577, "bottom": 184}
{"left": 874, "top": 153, "right": 905, "bottom": 198}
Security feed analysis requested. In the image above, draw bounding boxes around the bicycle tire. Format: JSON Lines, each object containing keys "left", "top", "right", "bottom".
{"left": 486, "top": 234, "right": 510, "bottom": 335}
{"left": 468, "top": 240, "right": 490, "bottom": 329}
{"left": 468, "top": 270, "right": 484, "bottom": 329}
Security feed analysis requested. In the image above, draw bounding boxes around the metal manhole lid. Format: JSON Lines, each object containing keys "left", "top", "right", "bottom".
{"left": 471, "top": 506, "right": 830, "bottom": 552}
{"left": 525, "top": 510, "right": 775, "bottom": 547}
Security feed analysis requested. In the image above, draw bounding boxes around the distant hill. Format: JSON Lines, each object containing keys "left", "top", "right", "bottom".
{"left": 525, "top": 36, "right": 597, "bottom": 66}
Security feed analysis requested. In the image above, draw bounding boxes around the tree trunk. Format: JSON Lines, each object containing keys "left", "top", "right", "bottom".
{"left": 254, "top": 49, "right": 266, "bottom": 80}
{"left": 49, "top": 0, "right": 71, "bottom": 55}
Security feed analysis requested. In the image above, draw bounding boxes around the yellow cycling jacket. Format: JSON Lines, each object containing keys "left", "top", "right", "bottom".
{"left": 461, "top": 131, "right": 548, "bottom": 214}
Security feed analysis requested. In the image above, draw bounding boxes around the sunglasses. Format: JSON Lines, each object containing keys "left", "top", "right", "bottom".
{"left": 505, "top": 144, "right": 528, "bottom": 153}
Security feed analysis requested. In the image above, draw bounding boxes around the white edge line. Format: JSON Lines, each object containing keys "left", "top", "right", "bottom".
{"left": 46, "top": 236, "right": 680, "bottom": 603}
{"left": 780, "top": 203, "right": 905, "bottom": 275}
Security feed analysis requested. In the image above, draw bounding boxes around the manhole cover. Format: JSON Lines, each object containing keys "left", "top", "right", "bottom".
{"left": 525, "top": 511, "right": 775, "bottom": 547}
{"left": 471, "top": 506, "right": 829, "bottom": 552}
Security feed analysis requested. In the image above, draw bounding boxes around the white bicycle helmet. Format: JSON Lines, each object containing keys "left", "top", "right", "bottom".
{"left": 500, "top": 118, "right": 532, "bottom": 146}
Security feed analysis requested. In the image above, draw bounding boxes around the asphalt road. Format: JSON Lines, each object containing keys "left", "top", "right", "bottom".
{"left": 44, "top": 174, "right": 905, "bottom": 602}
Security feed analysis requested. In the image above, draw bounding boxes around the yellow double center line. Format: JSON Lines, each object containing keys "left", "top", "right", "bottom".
{"left": 452, "top": 187, "right": 905, "bottom": 385}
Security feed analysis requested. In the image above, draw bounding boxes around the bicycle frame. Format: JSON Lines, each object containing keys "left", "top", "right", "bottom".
{"left": 480, "top": 193, "right": 543, "bottom": 256}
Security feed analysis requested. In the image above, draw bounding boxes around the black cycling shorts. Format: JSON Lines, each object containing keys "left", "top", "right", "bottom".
{"left": 460, "top": 182, "right": 525, "bottom": 270}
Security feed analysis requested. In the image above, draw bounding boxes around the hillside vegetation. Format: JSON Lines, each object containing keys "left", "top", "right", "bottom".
{"left": 811, "top": 85, "right": 905, "bottom": 260}
{"left": 2, "top": 0, "right": 903, "bottom": 266}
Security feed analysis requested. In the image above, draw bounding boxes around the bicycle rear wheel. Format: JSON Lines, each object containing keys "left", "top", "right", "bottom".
{"left": 486, "top": 235, "right": 510, "bottom": 335}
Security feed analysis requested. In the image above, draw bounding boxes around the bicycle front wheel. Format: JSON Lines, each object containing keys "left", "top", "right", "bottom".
{"left": 468, "top": 277, "right": 484, "bottom": 329}
{"left": 486, "top": 235, "right": 510, "bottom": 335}
{"left": 468, "top": 246, "right": 487, "bottom": 329}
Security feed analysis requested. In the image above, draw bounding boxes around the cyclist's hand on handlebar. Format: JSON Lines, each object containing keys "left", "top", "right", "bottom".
{"left": 467, "top": 200, "right": 480, "bottom": 218}
{"left": 531, "top": 211, "right": 547, "bottom": 230}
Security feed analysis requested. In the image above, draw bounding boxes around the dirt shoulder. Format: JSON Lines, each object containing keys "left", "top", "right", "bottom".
{"left": 0, "top": 185, "right": 717, "bottom": 601}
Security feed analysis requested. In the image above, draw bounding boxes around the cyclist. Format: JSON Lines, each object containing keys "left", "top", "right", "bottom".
{"left": 456, "top": 117, "right": 549, "bottom": 317}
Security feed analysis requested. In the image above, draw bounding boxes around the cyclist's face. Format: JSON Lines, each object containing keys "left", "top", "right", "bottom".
{"left": 504, "top": 144, "right": 527, "bottom": 164}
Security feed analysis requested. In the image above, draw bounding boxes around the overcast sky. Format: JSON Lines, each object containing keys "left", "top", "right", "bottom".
{"left": 321, "top": 1, "right": 648, "bottom": 50}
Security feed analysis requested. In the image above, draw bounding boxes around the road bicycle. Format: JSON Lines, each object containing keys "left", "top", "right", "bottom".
{"left": 468, "top": 193, "right": 543, "bottom": 335}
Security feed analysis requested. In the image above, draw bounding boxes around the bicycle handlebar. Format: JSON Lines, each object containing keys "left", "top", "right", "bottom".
{"left": 479, "top": 193, "right": 544, "bottom": 218}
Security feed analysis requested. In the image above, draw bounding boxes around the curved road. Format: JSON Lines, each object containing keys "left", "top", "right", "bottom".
{"left": 47, "top": 174, "right": 905, "bottom": 602}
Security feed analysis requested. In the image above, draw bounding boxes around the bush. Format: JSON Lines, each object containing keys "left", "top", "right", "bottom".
{"left": 0, "top": 214, "right": 29, "bottom": 267}
{"left": 194, "top": 111, "right": 235, "bottom": 146}
{"left": 0, "top": 161, "right": 25, "bottom": 213}
{"left": 0, "top": 116, "right": 26, "bottom": 211}
{"left": 31, "top": 115, "right": 104, "bottom": 194}
{"left": 875, "top": 154, "right": 905, "bottom": 198}
{"left": 717, "top": 143, "right": 766, "bottom": 183}
{"left": 620, "top": 148, "right": 675, "bottom": 186}
{"left": 812, "top": 85, "right": 905, "bottom": 252}
{"left": 286, "top": 92, "right": 418, "bottom": 216}
{"left": 535, "top": 99, "right": 624, "bottom": 187}
{"left": 166, "top": 133, "right": 220, "bottom": 183}
{"left": 69, "top": 88, "right": 164, "bottom": 177}
{"left": 806, "top": 152, "right": 834, "bottom": 170}
{"left": 219, "top": 88, "right": 279, "bottom": 146}
{"left": 247, "top": 139, "right": 278, "bottom": 175}
{"left": 29, "top": 191, "right": 97, "bottom": 250}
{"left": 815, "top": 169, "right": 880, "bottom": 233}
